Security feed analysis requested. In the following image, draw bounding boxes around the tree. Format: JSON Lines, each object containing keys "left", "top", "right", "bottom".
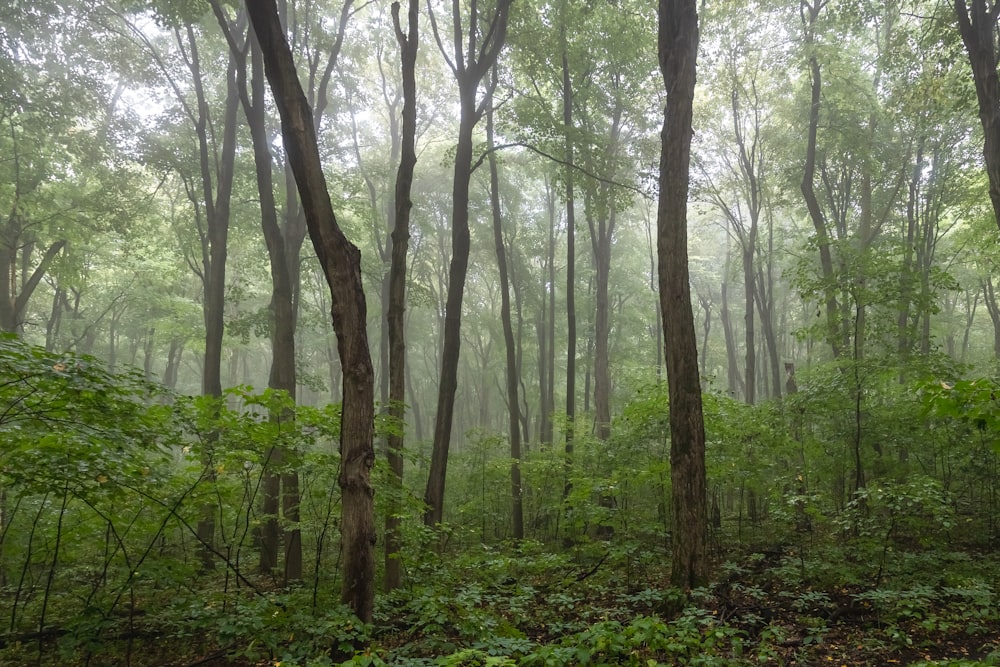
{"left": 658, "top": 0, "right": 707, "bottom": 589}
{"left": 246, "top": 0, "right": 377, "bottom": 622}
{"left": 955, "top": 0, "right": 1000, "bottom": 232}
{"left": 0, "top": 1, "right": 116, "bottom": 334}
{"left": 422, "top": 0, "right": 513, "bottom": 528}
{"left": 384, "top": 0, "right": 418, "bottom": 591}
{"left": 486, "top": 69, "right": 524, "bottom": 540}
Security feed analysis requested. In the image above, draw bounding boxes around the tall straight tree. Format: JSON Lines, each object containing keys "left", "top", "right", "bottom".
{"left": 179, "top": 22, "right": 240, "bottom": 567}
{"left": 422, "top": 0, "right": 512, "bottom": 527}
{"left": 246, "top": 0, "right": 377, "bottom": 622}
{"left": 486, "top": 69, "right": 524, "bottom": 540}
{"left": 208, "top": 0, "right": 296, "bottom": 581}
{"left": 560, "top": 16, "right": 578, "bottom": 505}
{"left": 658, "top": 0, "right": 707, "bottom": 589}
{"left": 384, "top": 0, "right": 419, "bottom": 592}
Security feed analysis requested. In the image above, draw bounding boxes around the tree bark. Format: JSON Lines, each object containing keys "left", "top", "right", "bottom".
{"left": 955, "top": 0, "right": 1000, "bottom": 232}
{"left": 658, "top": 0, "right": 707, "bottom": 590}
{"left": 247, "top": 0, "right": 376, "bottom": 622}
{"left": 588, "top": 102, "right": 621, "bottom": 442}
{"left": 984, "top": 277, "right": 1000, "bottom": 359}
{"left": 384, "top": 0, "right": 418, "bottom": 592}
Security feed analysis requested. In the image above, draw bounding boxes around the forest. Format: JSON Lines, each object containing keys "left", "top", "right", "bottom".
{"left": 3, "top": 0, "right": 1000, "bottom": 664}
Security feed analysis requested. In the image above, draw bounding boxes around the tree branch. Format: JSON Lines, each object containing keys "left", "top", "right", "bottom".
{"left": 471, "top": 141, "right": 650, "bottom": 199}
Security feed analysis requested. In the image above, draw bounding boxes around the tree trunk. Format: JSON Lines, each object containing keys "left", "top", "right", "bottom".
{"left": 210, "top": 1, "right": 299, "bottom": 579}
{"left": 720, "top": 244, "right": 744, "bottom": 399}
{"left": 742, "top": 242, "right": 756, "bottom": 405}
{"left": 562, "top": 32, "right": 578, "bottom": 506}
{"left": 424, "top": 100, "right": 474, "bottom": 527}
{"left": 423, "top": 0, "right": 512, "bottom": 528}
{"left": 248, "top": 0, "right": 376, "bottom": 622}
{"left": 0, "top": 239, "right": 65, "bottom": 334}
{"left": 955, "top": 0, "right": 1000, "bottom": 232}
{"left": 588, "top": 99, "right": 620, "bottom": 442}
{"left": 163, "top": 339, "right": 184, "bottom": 391}
{"left": 180, "top": 20, "right": 240, "bottom": 570}
{"left": 487, "top": 79, "right": 524, "bottom": 540}
{"left": 799, "top": 3, "right": 841, "bottom": 359}
{"left": 384, "top": 0, "right": 418, "bottom": 592}
{"left": 755, "top": 264, "right": 782, "bottom": 400}
{"left": 984, "top": 278, "right": 1000, "bottom": 359}
{"left": 658, "top": 0, "right": 707, "bottom": 590}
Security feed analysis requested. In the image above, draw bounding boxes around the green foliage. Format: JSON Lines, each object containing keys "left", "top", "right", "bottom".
{"left": 0, "top": 334, "right": 175, "bottom": 494}
{"left": 0, "top": 337, "right": 353, "bottom": 665}
{"left": 922, "top": 377, "right": 1000, "bottom": 451}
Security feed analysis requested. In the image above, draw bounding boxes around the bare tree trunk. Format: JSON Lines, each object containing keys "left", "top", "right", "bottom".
{"left": 176, "top": 20, "right": 240, "bottom": 570}
{"left": 487, "top": 79, "right": 524, "bottom": 540}
{"left": 0, "top": 222, "right": 65, "bottom": 333}
{"left": 384, "top": 0, "right": 418, "bottom": 591}
{"left": 561, "top": 28, "right": 577, "bottom": 506}
{"left": 800, "top": 2, "right": 841, "bottom": 359}
{"left": 163, "top": 339, "right": 184, "bottom": 391}
{"left": 423, "top": 0, "right": 512, "bottom": 527}
{"left": 248, "top": 0, "right": 376, "bottom": 622}
{"left": 658, "top": 0, "right": 707, "bottom": 590}
{"left": 984, "top": 278, "right": 1000, "bottom": 359}
{"left": 588, "top": 99, "right": 620, "bottom": 441}
{"left": 720, "top": 245, "right": 744, "bottom": 399}
{"left": 955, "top": 0, "right": 1000, "bottom": 232}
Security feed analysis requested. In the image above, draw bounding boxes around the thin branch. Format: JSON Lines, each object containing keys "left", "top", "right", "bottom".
{"left": 471, "top": 141, "right": 651, "bottom": 199}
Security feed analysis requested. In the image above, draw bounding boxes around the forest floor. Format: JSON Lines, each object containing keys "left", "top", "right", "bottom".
{"left": 352, "top": 540, "right": 1000, "bottom": 666}
{"left": 17, "top": 540, "right": 1000, "bottom": 666}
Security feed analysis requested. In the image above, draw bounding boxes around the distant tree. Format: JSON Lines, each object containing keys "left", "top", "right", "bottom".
{"left": 486, "top": 68, "right": 524, "bottom": 540}
{"left": 422, "top": 0, "right": 512, "bottom": 528}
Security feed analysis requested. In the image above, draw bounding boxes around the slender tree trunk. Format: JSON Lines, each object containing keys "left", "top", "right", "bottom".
{"left": 487, "top": 80, "right": 524, "bottom": 540}
{"left": 588, "top": 96, "right": 620, "bottom": 441}
{"left": 537, "top": 178, "right": 555, "bottom": 446}
{"left": 698, "top": 292, "right": 711, "bottom": 380}
{"left": 562, "top": 34, "right": 577, "bottom": 506}
{"left": 800, "top": 3, "right": 840, "bottom": 359}
{"left": 720, "top": 244, "right": 744, "bottom": 398}
{"left": 423, "top": 0, "right": 512, "bottom": 527}
{"left": 215, "top": 7, "right": 300, "bottom": 579}
{"left": 143, "top": 328, "right": 155, "bottom": 381}
{"left": 742, "top": 242, "right": 756, "bottom": 405}
{"left": 658, "top": 0, "right": 707, "bottom": 590}
{"left": 183, "top": 22, "right": 240, "bottom": 570}
{"left": 536, "top": 291, "right": 549, "bottom": 443}
{"left": 424, "top": 98, "right": 475, "bottom": 527}
{"left": 248, "top": 0, "right": 376, "bottom": 622}
{"left": 163, "top": 339, "right": 184, "bottom": 391}
{"left": 755, "top": 264, "right": 782, "bottom": 400}
{"left": 384, "top": 0, "right": 418, "bottom": 591}
{"left": 593, "top": 206, "right": 612, "bottom": 440}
